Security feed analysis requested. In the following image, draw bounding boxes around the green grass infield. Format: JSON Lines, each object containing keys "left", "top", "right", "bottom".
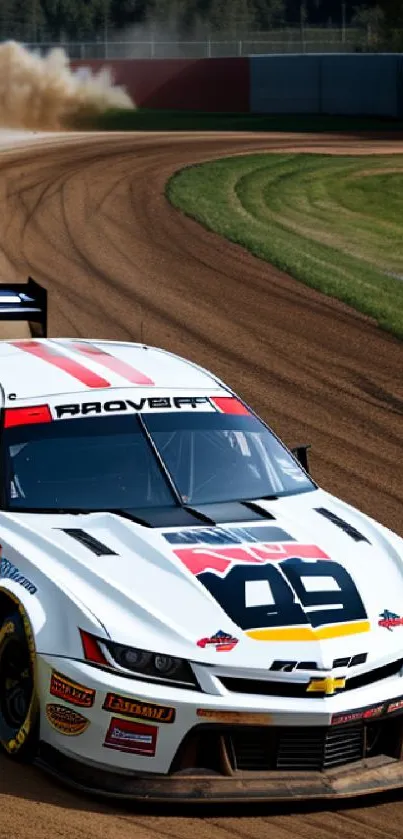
{"left": 167, "top": 153, "right": 403, "bottom": 340}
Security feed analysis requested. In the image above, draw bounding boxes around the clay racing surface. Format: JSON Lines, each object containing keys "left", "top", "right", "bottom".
{"left": 0, "top": 129, "right": 402, "bottom": 837}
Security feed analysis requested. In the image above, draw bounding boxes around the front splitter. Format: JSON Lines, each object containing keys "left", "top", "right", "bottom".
{"left": 36, "top": 743, "right": 403, "bottom": 803}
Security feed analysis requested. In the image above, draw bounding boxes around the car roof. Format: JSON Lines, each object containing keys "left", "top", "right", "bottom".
{"left": 0, "top": 338, "right": 222, "bottom": 403}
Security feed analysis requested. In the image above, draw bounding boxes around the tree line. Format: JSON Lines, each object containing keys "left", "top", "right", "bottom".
{"left": 0, "top": 0, "right": 400, "bottom": 44}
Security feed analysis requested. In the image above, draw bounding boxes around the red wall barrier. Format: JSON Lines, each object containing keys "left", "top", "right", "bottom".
{"left": 72, "top": 58, "right": 249, "bottom": 112}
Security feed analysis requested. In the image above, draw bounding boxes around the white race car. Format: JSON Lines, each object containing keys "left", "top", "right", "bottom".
{"left": 1, "top": 279, "right": 403, "bottom": 803}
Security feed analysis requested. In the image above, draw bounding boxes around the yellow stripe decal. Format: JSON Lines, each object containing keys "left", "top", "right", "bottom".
{"left": 246, "top": 620, "right": 370, "bottom": 642}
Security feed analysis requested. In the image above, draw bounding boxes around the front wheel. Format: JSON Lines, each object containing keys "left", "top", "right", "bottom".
{"left": 0, "top": 609, "right": 39, "bottom": 760}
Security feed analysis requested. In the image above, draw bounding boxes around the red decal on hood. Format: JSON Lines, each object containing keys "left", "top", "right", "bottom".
{"left": 176, "top": 543, "right": 328, "bottom": 576}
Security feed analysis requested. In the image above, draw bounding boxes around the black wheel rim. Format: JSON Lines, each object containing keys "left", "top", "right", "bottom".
{"left": 0, "top": 637, "right": 32, "bottom": 729}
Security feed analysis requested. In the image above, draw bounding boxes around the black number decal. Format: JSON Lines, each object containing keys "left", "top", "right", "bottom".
{"left": 198, "top": 556, "right": 367, "bottom": 631}
{"left": 281, "top": 558, "right": 367, "bottom": 628}
{"left": 200, "top": 564, "right": 305, "bottom": 631}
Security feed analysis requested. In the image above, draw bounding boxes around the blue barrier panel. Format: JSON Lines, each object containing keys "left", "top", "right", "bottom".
{"left": 250, "top": 55, "right": 321, "bottom": 113}
{"left": 250, "top": 54, "right": 402, "bottom": 116}
{"left": 321, "top": 54, "right": 399, "bottom": 116}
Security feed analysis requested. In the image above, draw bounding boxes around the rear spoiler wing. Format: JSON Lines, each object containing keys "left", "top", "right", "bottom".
{"left": 0, "top": 277, "right": 47, "bottom": 338}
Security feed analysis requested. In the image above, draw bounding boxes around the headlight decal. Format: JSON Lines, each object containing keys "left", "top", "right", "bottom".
{"left": 103, "top": 640, "right": 198, "bottom": 687}
{"left": 79, "top": 629, "right": 199, "bottom": 689}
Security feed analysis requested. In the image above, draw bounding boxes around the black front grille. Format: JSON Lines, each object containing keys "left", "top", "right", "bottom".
{"left": 220, "top": 677, "right": 314, "bottom": 698}
{"left": 277, "top": 724, "right": 364, "bottom": 771}
{"left": 171, "top": 714, "right": 403, "bottom": 776}
{"left": 228, "top": 729, "right": 274, "bottom": 771}
{"left": 227, "top": 723, "right": 365, "bottom": 772}
{"left": 220, "top": 658, "right": 403, "bottom": 697}
{"left": 346, "top": 659, "right": 403, "bottom": 691}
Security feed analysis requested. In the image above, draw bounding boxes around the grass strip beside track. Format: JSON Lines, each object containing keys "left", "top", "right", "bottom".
{"left": 83, "top": 109, "right": 403, "bottom": 133}
{"left": 167, "top": 153, "right": 403, "bottom": 340}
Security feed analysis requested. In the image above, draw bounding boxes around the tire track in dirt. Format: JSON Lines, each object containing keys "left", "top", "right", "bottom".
{"left": 0, "top": 129, "right": 402, "bottom": 837}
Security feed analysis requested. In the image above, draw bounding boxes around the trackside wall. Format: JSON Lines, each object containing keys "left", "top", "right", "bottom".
{"left": 71, "top": 58, "right": 250, "bottom": 112}
{"left": 72, "top": 54, "right": 403, "bottom": 116}
{"left": 250, "top": 54, "right": 403, "bottom": 117}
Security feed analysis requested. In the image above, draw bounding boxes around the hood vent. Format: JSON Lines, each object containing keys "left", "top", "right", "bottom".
{"left": 190, "top": 501, "right": 274, "bottom": 524}
{"left": 91, "top": 501, "right": 274, "bottom": 530}
{"left": 61, "top": 528, "right": 117, "bottom": 557}
{"left": 314, "top": 507, "right": 370, "bottom": 544}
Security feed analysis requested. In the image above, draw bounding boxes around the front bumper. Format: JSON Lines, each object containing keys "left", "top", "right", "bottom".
{"left": 37, "top": 654, "right": 403, "bottom": 802}
{"left": 36, "top": 743, "right": 403, "bottom": 802}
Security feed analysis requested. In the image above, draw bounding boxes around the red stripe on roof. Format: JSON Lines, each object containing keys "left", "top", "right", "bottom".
{"left": 211, "top": 396, "right": 250, "bottom": 415}
{"left": 72, "top": 342, "right": 155, "bottom": 386}
{"left": 12, "top": 341, "right": 110, "bottom": 389}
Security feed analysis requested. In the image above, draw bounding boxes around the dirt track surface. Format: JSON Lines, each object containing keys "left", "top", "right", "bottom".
{"left": 0, "top": 129, "right": 403, "bottom": 837}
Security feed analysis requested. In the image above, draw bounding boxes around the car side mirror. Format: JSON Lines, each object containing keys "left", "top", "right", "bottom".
{"left": 291, "top": 444, "right": 311, "bottom": 474}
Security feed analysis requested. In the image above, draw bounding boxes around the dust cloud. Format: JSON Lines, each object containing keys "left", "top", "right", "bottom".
{"left": 0, "top": 41, "right": 134, "bottom": 130}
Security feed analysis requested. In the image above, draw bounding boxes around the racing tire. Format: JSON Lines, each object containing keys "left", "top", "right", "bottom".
{"left": 0, "top": 609, "right": 39, "bottom": 761}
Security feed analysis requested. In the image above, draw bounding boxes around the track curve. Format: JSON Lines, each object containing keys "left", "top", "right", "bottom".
{"left": 0, "top": 129, "right": 403, "bottom": 838}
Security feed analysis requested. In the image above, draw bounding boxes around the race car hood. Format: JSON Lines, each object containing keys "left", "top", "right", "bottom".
{"left": 4, "top": 487, "right": 403, "bottom": 671}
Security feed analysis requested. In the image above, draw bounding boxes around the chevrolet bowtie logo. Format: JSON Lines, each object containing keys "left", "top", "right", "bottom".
{"left": 307, "top": 676, "right": 346, "bottom": 695}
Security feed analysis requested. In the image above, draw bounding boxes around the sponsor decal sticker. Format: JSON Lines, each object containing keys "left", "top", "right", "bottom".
{"left": 46, "top": 704, "right": 90, "bottom": 736}
{"left": 363, "top": 705, "right": 384, "bottom": 719}
{"left": 332, "top": 703, "right": 385, "bottom": 726}
{"left": 50, "top": 671, "right": 95, "bottom": 708}
{"left": 164, "top": 525, "right": 292, "bottom": 547}
{"left": 332, "top": 710, "right": 366, "bottom": 726}
{"left": 53, "top": 396, "right": 213, "bottom": 419}
{"left": 378, "top": 610, "right": 403, "bottom": 631}
{"left": 103, "top": 718, "right": 158, "bottom": 756}
{"left": 197, "top": 629, "right": 238, "bottom": 652}
{"left": 197, "top": 709, "right": 272, "bottom": 725}
{"left": 103, "top": 693, "right": 175, "bottom": 723}
{"left": 0, "top": 555, "right": 37, "bottom": 595}
{"left": 387, "top": 698, "right": 403, "bottom": 714}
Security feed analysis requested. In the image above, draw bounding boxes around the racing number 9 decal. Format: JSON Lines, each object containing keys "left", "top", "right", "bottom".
{"left": 282, "top": 558, "right": 367, "bottom": 628}
{"left": 175, "top": 544, "right": 369, "bottom": 640}
{"left": 199, "top": 558, "right": 367, "bottom": 631}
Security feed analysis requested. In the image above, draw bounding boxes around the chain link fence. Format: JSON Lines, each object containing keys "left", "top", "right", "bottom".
{"left": 11, "top": 25, "right": 392, "bottom": 60}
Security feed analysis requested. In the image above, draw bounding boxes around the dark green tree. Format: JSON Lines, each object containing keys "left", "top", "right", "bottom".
{"left": 110, "top": 0, "right": 145, "bottom": 29}
{"left": 253, "top": 0, "right": 286, "bottom": 28}
{"left": 209, "top": 0, "right": 255, "bottom": 32}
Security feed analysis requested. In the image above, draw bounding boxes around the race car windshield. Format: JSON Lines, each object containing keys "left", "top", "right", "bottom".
{"left": 3, "top": 412, "right": 314, "bottom": 512}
